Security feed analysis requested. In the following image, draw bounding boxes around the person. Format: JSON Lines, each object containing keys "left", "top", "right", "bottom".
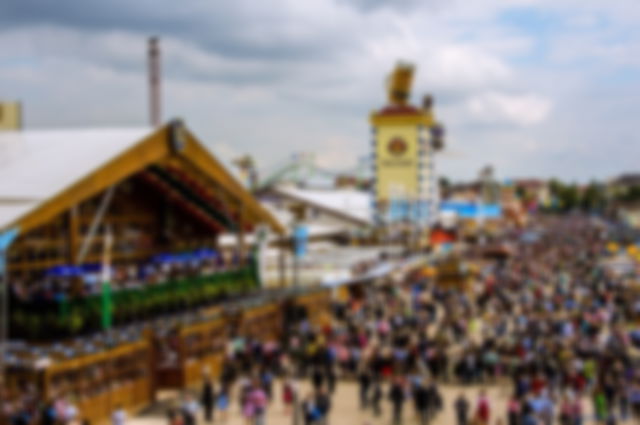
{"left": 389, "top": 377, "right": 406, "bottom": 425}
{"left": 40, "top": 399, "right": 57, "bottom": 425}
{"left": 559, "top": 394, "right": 572, "bottom": 425}
{"left": 302, "top": 393, "right": 321, "bottom": 425}
{"left": 412, "top": 379, "right": 430, "bottom": 425}
{"left": 247, "top": 379, "right": 268, "bottom": 425}
{"left": 570, "top": 392, "right": 583, "bottom": 425}
{"left": 168, "top": 408, "right": 185, "bottom": 425}
{"left": 312, "top": 367, "right": 325, "bottom": 392}
{"left": 593, "top": 385, "right": 608, "bottom": 423}
{"left": 358, "top": 366, "right": 372, "bottom": 410}
{"left": 64, "top": 399, "right": 79, "bottom": 424}
{"left": 261, "top": 368, "right": 274, "bottom": 401}
{"left": 315, "top": 386, "right": 332, "bottom": 425}
{"left": 506, "top": 394, "right": 520, "bottom": 425}
{"left": 282, "top": 377, "right": 297, "bottom": 415}
{"left": 201, "top": 377, "right": 216, "bottom": 423}
{"left": 182, "top": 393, "right": 199, "bottom": 425}
{"left": 454, "top": 393, "right": 470, "bottom": 425}
{"left": 216, "top": 385, "right": 230, "bottom": 423}
{"left": 112, "top": 405, "right": 126, "bottom": 425}
{"left": 475, "top": 390, "right": 490, "bottom": 425}
{"left": 371, "top": 380, "right": 383, "bottom": 418}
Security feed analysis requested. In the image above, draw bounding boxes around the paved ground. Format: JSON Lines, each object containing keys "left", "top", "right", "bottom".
{"left": 128, "top": 381, "right": 541, "bottom": 425}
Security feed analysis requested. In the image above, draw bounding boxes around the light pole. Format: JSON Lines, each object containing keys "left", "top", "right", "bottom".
{"left": 289, "top": 203, "right": 307, "bottom": 289}
{"left": 0, "top": 228, "right": 19, "bottom": 387}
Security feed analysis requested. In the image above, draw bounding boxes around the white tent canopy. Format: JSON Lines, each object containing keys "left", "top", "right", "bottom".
{"left": 0, "top": 127, "right": 150, "bottom": 231}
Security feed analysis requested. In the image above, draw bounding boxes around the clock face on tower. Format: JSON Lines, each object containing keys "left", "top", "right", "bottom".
{"left": 388, "top": 137, "right": 408, "bottom": 156}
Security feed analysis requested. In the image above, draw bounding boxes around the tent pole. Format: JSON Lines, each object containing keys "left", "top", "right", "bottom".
{"left": 0, "top": 228, "right": 19, "bottom": 388}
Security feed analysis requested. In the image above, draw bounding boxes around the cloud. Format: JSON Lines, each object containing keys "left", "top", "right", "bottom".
{"left": 466, "top": 91, "right": 552, "bottom": 126}
{"left": 0, "top": 0, "right": 638, "bottom": 182}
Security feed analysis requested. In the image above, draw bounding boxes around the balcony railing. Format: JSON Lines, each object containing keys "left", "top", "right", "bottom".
{"left": 10, "top": 266, "right": 258, "bottom": 341}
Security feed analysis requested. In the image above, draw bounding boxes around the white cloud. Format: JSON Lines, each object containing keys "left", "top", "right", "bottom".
{"left": 211, "top": 142, "right": 241, "bottom": 163}
{"left": 0, "top": 0, "right": 637, "bottom": 182}
{"left": 314, "top": 136, "right": 361, "bottom": 170}
{"left": 466, "top": 91, "right": 552, "bottom": 126}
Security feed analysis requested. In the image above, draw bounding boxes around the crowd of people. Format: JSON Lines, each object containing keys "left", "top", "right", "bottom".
{"left": 165, "top": 216, "right": 640, "bottom": 425}
{"left": 9, "top": 249, "right": 249, "bottom": 304}
{"left": 4, "top": 214, "right": 640, "bottom": 425}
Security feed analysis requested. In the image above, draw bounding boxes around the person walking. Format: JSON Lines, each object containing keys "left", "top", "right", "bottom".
{"left": 247, "top": 379, "right": 268, "bottom": 425}
{"left": 412, "top": 380, "right": 430, "bottom": 425}
{"left": 506, "top": 394, "right": 520, "bottom": 425}
{"left": 389, "top": 377, "right": 406, "bottom": 425}
{"left": 371, "top": 380, "right": 383, "bottom": 418}
{"left": 282, "top": 376, "right": 297, "bottom": 416}
{"left": 315, "top": 386, "right": 332, "bottom": 425}
{"left": 312, "top": 367, "right": 325, "bottom": 392}
{"left": 302, "top": 393, "right": 320, "bottom": 425}
{"left": 216, "top": 385, "right": 230, "bottom": 424}
{"left": 475, "top": 390, "right": 491, "bottom": 425}
{"left": 182, "top": 393, "right": 199, "bottom": 425}
{"left": 454, "top": 393, "right": 470, "bottom": 425}
{"left": 358, "top": 366, "right": 372, "bottom": 410}
{"left": 112, "top": 405, "right": 126, "bottom": 425}
{"left": 201, "top": 377, "right": 216, "bottom": 423}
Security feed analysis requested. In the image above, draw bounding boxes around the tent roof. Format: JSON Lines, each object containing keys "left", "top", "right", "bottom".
{"left": 272, "top": 186, "right": 372, "bottom": 226}
{"left": 0, "top": 123, "right": 284, "bottom": 235}
{"left": 0, "top": 128, "right": 149, "bottom": 231}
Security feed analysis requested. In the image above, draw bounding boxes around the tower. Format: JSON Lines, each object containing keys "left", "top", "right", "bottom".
{"left": 370, "top": 63, "right": 444, "bottom": 229}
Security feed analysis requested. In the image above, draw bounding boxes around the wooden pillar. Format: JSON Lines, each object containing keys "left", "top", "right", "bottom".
{"left": 278, "top": 240, "right": 286, "bottom": 288}
{"left": 237, "top": 206, "right": 246, "bottom": 266}
{"left": 68, "top": 205, "right": 79, "bottom": 264}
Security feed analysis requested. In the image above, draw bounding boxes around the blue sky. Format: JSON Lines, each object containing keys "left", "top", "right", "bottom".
{"left": 0, "top": 0, "right": 638, "bottom": 182}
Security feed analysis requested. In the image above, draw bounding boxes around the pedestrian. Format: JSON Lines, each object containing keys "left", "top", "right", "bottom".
{"left": 315, "top": 386, "right": 332, "bottom": 425}
{"left": 454, "top": 393, "right": 470, "bottom": 425}
{"left": 371, "top": 380, "right": 383, "bottom": 418}
{"left": 247, "top": 379, "right": 268, "bottom": 425}
{"left": 282, "top": 376, "right": 297, "bottom": 415}
{"left": 302, "top": 393, "right": 321, "bottom": 425}
{"left": 412, "top": 379, "right": 430, "bottom": 425}
{"left": 475, "top": 390, "right": 491, "bottom": 425}
{"left": 112, "top": 405, "right": 126, "bottom": 425}
{"left": 261, "top": 368, "right": 274, "bottom": 401}
{"left": 506, "top": 394, "right": 520, "bottom": 425}
{"left": 358, "top": 366, "right": 372, "bottom": 410}
{"left": 216, "top": 385, "right": 230, "bottom": 423}
{"left": 201, "top": 376, "right": 215, "bottom": 423}
{"left": 182, "top": 393, "right": 199, "bottom": 425}
{"left": 593, "top": 385, "right": 608, "bottom": 423}
{"left": 312, "top": 367, "right": 325, "bottom": 392}
{"left": 168, "top": 408, "right": 185, "bottom": 425}
{"left": 389, "top": 377, "right": 406, "bottom": 425}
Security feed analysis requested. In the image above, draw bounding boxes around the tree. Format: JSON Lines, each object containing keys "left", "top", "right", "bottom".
{"left": 439, "top": 177, "right": 451, "bottom": 198}
{"left": 581, "top": 181, "right": 606, "bottom": 211}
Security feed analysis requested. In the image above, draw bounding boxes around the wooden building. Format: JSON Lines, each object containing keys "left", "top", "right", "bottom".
{"left": 0, "top": 121, "right": 284, "bottom": 339}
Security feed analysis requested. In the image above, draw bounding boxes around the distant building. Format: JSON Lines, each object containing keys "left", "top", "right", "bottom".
{"left": 0, "top": 101, "right": 22, "bottom": 130}
{"left": 608, "top": 173, "right": 640, "bottom": 201}
{"left": 259, "top": 185, "right": 371, "bottom": 240}
{"left": 513, "top": 179, "right": 551, "bottom": 208}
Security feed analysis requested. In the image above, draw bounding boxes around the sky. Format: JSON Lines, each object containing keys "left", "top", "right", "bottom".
{"left": 0, "top": 0, "right": 638, "bottom": 183}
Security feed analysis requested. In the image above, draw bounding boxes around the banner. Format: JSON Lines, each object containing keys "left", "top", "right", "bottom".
{"left": 374, "top": 125, "right": 420, "bottom": 202}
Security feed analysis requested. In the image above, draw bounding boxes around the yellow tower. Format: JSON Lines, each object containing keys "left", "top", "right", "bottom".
{"left": 370, "top": 63, "right": 443, "bottom": 226}
{"left": 0, "top": 101, "right": 22, "bottom": 130}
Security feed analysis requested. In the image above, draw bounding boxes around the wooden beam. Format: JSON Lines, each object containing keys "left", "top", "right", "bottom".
{"left": 180, "top": 130, "right": 286, "bottom": 234}
{"left": 68, "top": 205, "right": 79, "bottom": 265}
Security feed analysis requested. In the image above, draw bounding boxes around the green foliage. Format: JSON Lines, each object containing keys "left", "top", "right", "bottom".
{"left": 547, "top": 179, "right": 605, "bottom": 212}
